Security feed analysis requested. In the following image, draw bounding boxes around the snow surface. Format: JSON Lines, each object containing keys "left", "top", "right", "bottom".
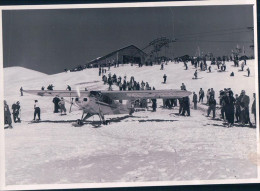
{"left": 4, "top": 61, "right": 257, "bottom": 185}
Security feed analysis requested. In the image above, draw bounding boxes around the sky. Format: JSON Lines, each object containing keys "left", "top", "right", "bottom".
{"left": 2, "top": 5, "right": 254, "bottom": 74}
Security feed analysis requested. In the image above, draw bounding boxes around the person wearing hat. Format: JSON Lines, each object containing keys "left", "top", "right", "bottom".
{"left": 58, "top": 97, "right": 67, "bottom": 115}
{"left": 223, "top": 90, "right": 235, "bottom": 127}
{"left": 53, "top": 95, "right": 61, "bottom": 113}
{"left": 239, "top": 90, "right": 252, "bottom": 127}
{"left": 4, "top": 100, "right": 13, "bottom": 129}
{"left": 34, "top": 100, "right": 41, "bottom": 121}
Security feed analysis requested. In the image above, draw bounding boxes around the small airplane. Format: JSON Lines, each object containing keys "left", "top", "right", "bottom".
{"left": 24, "top": 89, "right": 192, "bottom": 125}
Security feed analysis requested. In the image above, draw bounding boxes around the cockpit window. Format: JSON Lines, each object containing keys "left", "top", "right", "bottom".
{"left": 83, "top": 98, "right": 88, "bottom": 102}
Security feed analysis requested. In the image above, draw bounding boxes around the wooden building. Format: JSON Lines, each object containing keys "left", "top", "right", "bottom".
{"left": 85, "top": 45, "right": 147, "bottom": 68}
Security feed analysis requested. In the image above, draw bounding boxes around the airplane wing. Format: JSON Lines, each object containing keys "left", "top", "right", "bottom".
{"left": 99, "top": 89, "right": 192, "bottom": 100}
{"left": 24, "top": 89, "right": 192, "bottom": 100}
{"left": 23, "top": 90, "right": 85, "bottom": 97}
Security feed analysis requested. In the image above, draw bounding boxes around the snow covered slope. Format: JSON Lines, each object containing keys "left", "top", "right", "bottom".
{"left": 4, "top": 60, "right": 258, "bottom": 185}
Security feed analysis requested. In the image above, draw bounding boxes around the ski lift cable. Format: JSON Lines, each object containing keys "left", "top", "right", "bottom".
{"left": 175, "top": 26, "right": 252, "bottom": 38}
{"left": 176, "top": 29, "right": 251, "bottom": 40}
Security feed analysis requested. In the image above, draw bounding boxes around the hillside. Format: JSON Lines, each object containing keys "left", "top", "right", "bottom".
{"left": 4, "top": 60, "right": 258, "bottom": 185}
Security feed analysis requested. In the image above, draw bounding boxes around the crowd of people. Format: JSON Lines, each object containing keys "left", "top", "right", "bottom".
{"left": 4, "top": 57, "right": 257, "bottom": 129}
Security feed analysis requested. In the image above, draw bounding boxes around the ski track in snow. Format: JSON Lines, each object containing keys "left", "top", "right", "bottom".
{"left": 4, "top": 61, "right": 257, "bottom": 185}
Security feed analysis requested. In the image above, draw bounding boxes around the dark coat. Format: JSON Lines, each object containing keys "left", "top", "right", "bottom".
{"left": 193, "top": 94, "right": 198, "bottom": 102}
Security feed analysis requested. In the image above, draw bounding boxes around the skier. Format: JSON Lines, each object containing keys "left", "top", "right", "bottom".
{"left": 4, "top": 100, "right": 13, "bottom": 129}
{"left": 208, "top": 66, "right": 211, "bottom": 73}
{"left": 33, "top": 100, "right": 41, "bottom": 121}
{"left": 58, "top": 97, "right": 67, "bottom": 115}
{"left": 20, "top": 87, "right": 23, "bottom": 96}
{"left": 41, "top": 86, "right": 45, "bottom": 91}
{"left": 192, "top": 92, "right": 198, "bottom": 110}
{"left": 199, "top": 88, "right": 205, "bottom": 103}
{"left": 53, "top": 95, "right": 61, "bottom": 113}
{"left": 163, "top": 74, "right": 167, "bottom": 84}
{"left": 207, "top": 95, "right": 216, "bottom": 119}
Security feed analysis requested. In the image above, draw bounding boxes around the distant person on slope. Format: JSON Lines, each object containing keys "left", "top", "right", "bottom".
{"left": 180, "top": 83, "right": 186, "bottom": 90}
{"left": 20, "top": 87, "right": 23, "bottom": 96}
{"left": 66, "top": 85, "right": 71, "bottom": 91}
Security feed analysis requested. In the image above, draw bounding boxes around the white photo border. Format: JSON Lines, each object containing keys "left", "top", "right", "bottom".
{"left": 0, "top": 0, "right": 259, "bottom": 190}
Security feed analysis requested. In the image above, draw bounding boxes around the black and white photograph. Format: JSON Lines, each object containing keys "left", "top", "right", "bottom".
{"left": 1, "top": 0, "right": 259, "bottom": 189}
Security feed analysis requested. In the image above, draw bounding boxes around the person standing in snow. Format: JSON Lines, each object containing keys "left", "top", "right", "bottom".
{"left": 33, "top": 100, "right": 41, "bottom": 121}
{"left": 163, "top": 74, "right": 167, "bottom": 84}
{"left": 58, "top": 97, "right": 67, "bottom": 115}
{"left": 239, "top": 90, "right": 252, "bottom": 127}
{"left": 199, "top": 88, "right": 205, "bottom": 103}
{"left": 182, "top": 96, "right": 190, "bottom": 116}
{"left": 20, "top": 87, "right": 23, "bottom": 96}
{"left": 252, "top": 93, "right": 256, "bottom": 124}
{"left": 235, "top": 94, "right": 241, "bottom": 123}
{"left": 192, "top": 92, "right": 198, "bottom": 110}
{"left": 151, "top": 99, "right": 157, "bottom": 112}
{"left": 66, "top": 85, "right": 71, "bottom": 91}
{"left": 181, "top": 83, "right": 186, "bottom": 90}
{"left": 53, "top": 95, "right": 61, "bottom": 113}
{"left": 207, "top": 95, "right": 216, "bottom": 119}
{"left": 223, "top": 91, "right": 236, "bottom": 127}
{"left": 160, "top": 63, "right": 164, "bottom": 70}
{"left": 206, "top": 89, "right": 211, "bottom": 105}
{"left": 194, "top": 70, "right": 198, "bottom": 79}
{"left": 4, "top": 100, "right": 13, "bottom": 129}
{"left": 247, "top": 68, "right": 250, "bottom": 77}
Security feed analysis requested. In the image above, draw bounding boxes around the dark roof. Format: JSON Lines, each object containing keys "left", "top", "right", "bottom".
{"left": 87, "top": 45, "right": 147, "bottom": 65}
